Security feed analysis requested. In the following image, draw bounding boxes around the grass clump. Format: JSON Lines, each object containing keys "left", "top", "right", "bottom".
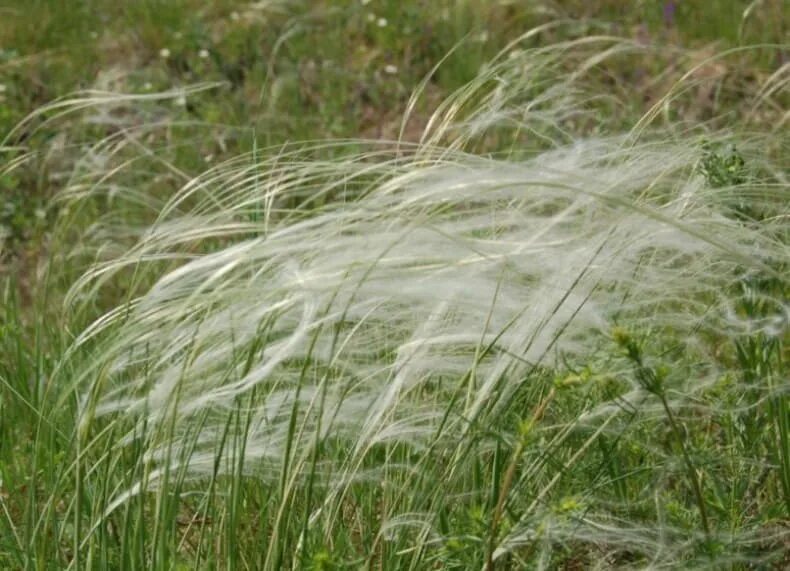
{"left": 1, "top": 20, "right": 789, "bottom": 571}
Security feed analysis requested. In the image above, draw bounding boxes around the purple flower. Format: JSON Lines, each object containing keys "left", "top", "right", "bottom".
{"left": 663, "top": 1, "right": 676, "bottom": 27}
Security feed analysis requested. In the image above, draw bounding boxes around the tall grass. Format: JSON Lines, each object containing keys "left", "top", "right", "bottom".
{"left": 2, "top": 33, "right": 788, "bottom": 569}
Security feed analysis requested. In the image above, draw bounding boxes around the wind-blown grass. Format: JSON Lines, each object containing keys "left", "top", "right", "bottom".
{"left": 3, "top": 34, "right": 788, "bottom": 569}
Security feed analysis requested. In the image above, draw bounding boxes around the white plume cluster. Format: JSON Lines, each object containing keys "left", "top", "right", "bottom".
{"left": 54, "top": 35, "right": 787, "bottom": 566}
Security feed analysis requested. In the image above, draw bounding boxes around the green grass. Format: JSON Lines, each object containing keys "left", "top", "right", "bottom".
{"left": 1, "top": 2, "right": 789, "bottom": 570}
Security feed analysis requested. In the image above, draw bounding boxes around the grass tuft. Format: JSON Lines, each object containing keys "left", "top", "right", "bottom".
{"left": 2, "top": 24, "right": 788, "bottom": 570}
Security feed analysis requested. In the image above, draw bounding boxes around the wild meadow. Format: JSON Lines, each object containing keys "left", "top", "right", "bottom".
{"left": 0, "top": 1, "right": 788, "bottom": 569}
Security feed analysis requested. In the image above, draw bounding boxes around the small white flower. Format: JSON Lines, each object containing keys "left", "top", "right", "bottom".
{"left": 143, "top": 82, "right": 153, "bottom": 90}
{"left": 384, "top": 64, "right": 398, "bottom": 75}
{"left": 361, "top": 0, "right": 372, "bottom": 5}
{"left": 159, "top": 48, "right": 171, "bottom": 59}
{"left": 198, "top": 48, "right": 210, "bottom": 59}
{"left": 175, "top": 95, "right": 187, "bottom": 106}
{"left": 366, "top": 13, "right": 375, "bottom": 23}
{"left": 34, "top": 208, "right": 46, "bottom": 220}
{"left": 377, "top": 17, "right": 387, "bottom": 27}
{"left": 204, "top": 154, "right": 214, "bottom": 163}
{"left": 0, "top": 84, "right": 6, "bottom": 93}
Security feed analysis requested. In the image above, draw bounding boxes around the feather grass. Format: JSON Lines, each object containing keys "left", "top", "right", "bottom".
{"left": 31, "top": 34, "right": 790, "bottom": 568}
